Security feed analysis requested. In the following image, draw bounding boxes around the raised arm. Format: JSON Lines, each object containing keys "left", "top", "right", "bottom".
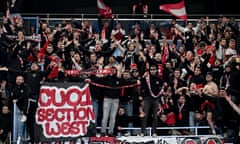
{"left": 225, "top": 95, "right": 240, "bottom": 115}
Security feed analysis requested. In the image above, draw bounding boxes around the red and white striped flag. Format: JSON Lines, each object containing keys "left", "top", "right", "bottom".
{"left": 159, "top": 0, "right": 187, "bottom": 21}
{"left": 97, "top": 0, "right": 112, "bottom": 18}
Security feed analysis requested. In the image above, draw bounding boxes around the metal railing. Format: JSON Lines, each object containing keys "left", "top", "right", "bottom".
{"left": 12, "top": 103, "right": 29, "bottom": 144}
{"left": 19, "top": 13, "right": 240, "bottom": 20}
{"left": 3, "top": 13, "right": 240, "bottom": 33}
{"left": 96, "top": 126, "right": 210, "bottom": 136}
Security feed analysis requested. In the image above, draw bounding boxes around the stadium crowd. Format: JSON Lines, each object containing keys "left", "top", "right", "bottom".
{"left": 0, "top": 12, "right": 240, "bottom": 143}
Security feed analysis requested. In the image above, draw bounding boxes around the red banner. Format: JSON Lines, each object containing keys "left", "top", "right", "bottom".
{"left": 90, "top": 137, "right": 120, "bottom": 144}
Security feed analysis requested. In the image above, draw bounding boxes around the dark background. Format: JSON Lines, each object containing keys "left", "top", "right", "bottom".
{"left": 18, "top": 0, "right": 238, "bottom": 15}
{"left": 0, "top": 0, "right": 238, "bottom": 16}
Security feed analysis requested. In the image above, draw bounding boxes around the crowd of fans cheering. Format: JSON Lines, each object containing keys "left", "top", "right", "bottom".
{"left": 0, "top": 13, "right": 240, "bottom": 143}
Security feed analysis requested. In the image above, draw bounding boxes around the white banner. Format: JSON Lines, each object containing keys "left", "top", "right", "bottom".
{"left": 117, "top": 136, "right": 223, "bottom": 144}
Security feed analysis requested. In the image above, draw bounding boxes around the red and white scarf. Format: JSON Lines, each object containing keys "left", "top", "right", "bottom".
{"left": 145, "top": 73, "right": 163, "bottom": 98}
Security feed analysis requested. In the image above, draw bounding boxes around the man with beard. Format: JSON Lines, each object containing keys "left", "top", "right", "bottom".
{"left": 8, "top": 74, "right": 31, "bottom": 143}
{"left": 140, "top": 64, "right": 163, "bottom": 137}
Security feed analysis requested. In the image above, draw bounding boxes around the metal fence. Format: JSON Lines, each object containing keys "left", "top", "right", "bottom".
{"left": 5, "top": 13, "right": 240, "bottom": 38}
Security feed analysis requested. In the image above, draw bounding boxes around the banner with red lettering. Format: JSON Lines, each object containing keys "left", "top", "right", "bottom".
{"left": 35, "top": 82, "right": 95, "bottom": 142}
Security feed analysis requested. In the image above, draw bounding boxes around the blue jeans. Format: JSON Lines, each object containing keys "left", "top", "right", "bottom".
{"left": 13, "top": 104, "right": 27, "bottom": 144}
{"left": 189, "top": 111, "right": 196, "bottom": 133}
{"left": 120, "top": 101, "right": 133, "bottom": 117}
{"left": 101, "top": 98, "right": 119, "bottom": 134}
{"left": 18, "top": 122, "right": 26, "bottom": 142}
{"left": 92, "top": 99, "right": 99, "bottom": 126}
{"left": 120, "top": 101, "right": 133, "bottom": 129}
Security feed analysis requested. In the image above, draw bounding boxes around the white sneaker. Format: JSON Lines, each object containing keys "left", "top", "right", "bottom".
{"left": 139, "top": 132, "right": 145, "bottom": 137}
{"left": 17, "top": 136, "right": 21, "bottom": 144}
{"left": 124, "top": 132, "right": 130, "bottom": 137}
{"left": 152, "top": 133, "right": 157, "bottom": 137}
{"left": 20, "top": 115, "right": 27, "bottom": 122}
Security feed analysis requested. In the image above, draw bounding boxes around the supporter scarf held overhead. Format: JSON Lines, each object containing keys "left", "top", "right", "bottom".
{"left": 97, "top": 0, "right": 112, "bottom": 18}
{"left": 159, "top": 0, "right": 187, "bottom": 21}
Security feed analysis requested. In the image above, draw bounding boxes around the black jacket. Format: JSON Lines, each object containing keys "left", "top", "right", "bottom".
{"left": 24, "top": 70, "right": 45, "bottom": 99}
{"left": 9, "top": 83, "right": 31, "bottom": 114}
{"left": 140, "top": 74, "right": 163, "bottom": 99}
{"left": 0, "top": 112, "right": 12, "bottom": 141}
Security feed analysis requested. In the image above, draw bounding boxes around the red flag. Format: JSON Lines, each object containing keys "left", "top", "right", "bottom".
{"left": 159, "top": 0, "right": 187, "bottom": 21}
{"left": 97, "top": 0, "right": 112, "bottom": 18}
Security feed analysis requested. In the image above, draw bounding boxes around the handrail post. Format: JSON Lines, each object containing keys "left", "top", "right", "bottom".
{"left": 13, "top": 103, "right": 17, "bottom": 143}
{"left": 116, "top": 14, "right": 119, "bottom": 23}
{"left": 36, "top": 16, "right": 40, "bottom": 50}
{"left": 81, "top": 14, "right": 84, "bottom": 20}
{"left": 195, "top": 126, "right": 198, "bottom": 136}
{"left": 47, "top": 13, "right": 50, "bottom": 24}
